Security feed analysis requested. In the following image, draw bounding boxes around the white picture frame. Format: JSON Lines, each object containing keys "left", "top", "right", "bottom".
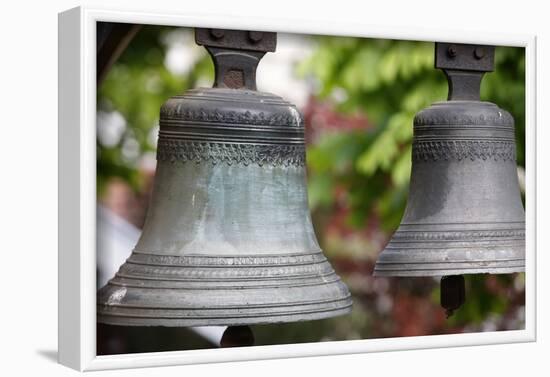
{"left": 58, "top": 5, "right": 537, "bottom": 372}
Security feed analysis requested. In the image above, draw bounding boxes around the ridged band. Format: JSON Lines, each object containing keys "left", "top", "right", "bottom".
{"left": 412, "top": 140, "right": 516, "bottom": 162}
{"left": 161, "top": 105, "right": 304, "bottom": 128}
{"left": 389, "top": 228, "right": 525, "bottom": 242}
{"left": 97, "top": 251, "right": 353, "bottom": 326}
{"left": 156, "top": 139, "right": 306, "bottom": 167}
{"left": 374, "top": 222, "right": 525, "bottom": 276}
{"left": 97, "top": 297, "right": 353, "bottom": 327}
{"left": 113, "top": 251, "right": 333, "bottom": 285}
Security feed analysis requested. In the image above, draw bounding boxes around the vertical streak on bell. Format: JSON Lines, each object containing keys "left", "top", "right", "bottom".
{"left": 440, "top": 275, "right": 465, "bottom": 318}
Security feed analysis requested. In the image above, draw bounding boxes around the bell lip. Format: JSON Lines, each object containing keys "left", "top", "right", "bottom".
{"left": 373, "top": 251, "right": 525, "bottom": 277}
{"left": 374, "top": 220, "right": 525, "bottom": 278}
{"left": 373, "top": 265, "right": 525, "bottom": 277}
{"left": 96, "top": 258, "right": 353, "bottom": 327}
{"left": 96, "top": 299, "right": 353, "bottom": 327}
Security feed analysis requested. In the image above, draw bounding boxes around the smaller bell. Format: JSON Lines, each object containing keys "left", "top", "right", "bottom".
{"left": 374, "top": 43, "right": 525, "bottom": 314}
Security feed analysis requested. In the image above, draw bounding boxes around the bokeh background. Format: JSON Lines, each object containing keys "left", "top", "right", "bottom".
{"left": 96, "top": 24, "right": 525, "bottom": 354}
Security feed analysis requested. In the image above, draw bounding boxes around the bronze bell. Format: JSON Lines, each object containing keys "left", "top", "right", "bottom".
{"left": 374, "top": 43, "right": 525, "bottom": 315}
{"left": 97, "top": 29, "right": 352, "bottom": 327}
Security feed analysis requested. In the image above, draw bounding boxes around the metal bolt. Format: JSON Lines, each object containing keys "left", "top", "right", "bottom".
{"left": 447, "top": 45, "right": 457, "bottom": 58}
{"left": 210, "top": 29, "right": 224, "bottom": 39}
{"left": 248, "top": 31, "right": 263, "bottom": 43}
{"left": 474, "top": 47, "right": 485, "bottom": 59}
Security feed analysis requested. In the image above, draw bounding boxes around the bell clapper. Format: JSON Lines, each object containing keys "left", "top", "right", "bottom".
{"left": 440, "top": 275, "right": 466, "bottom": 318}
{"left": 220, "top": 326, "right": 255, "bottom": 348}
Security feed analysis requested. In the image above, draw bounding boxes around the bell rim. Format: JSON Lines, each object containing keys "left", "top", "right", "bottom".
{"left": 373, "top": 265, "right": 525, "bottom": 277}
{"left": 96, "top": 250, "right": 353, "bottom": 326}
{"left": 96, "top": 290, "right": 353, "bottom": 327}
{"left": 96, "top": 302, "right": 353, "bottom": 327}
{"left": 374, "top": 248, "right": 525, "bottom": 277}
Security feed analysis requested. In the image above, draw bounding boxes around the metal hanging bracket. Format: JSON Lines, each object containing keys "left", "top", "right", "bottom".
{"left": 195, "top": 28, "right": 276, "bottom": 90}
{"left": 435, "top": 42, "right": 495, "bottom": 101}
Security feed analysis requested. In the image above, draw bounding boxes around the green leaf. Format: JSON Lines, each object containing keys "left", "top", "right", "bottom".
{"left": 391, "top": 144, "right": 412, "bottom": 187}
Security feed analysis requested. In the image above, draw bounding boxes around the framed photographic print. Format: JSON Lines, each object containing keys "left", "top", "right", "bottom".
{"left": 58, "top": 5, "right": 536, "bottom": 372}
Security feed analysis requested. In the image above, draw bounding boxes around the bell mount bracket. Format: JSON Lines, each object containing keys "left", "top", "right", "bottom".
{"left": 435, "top": 42, "right": 495, "bottom": 101}
{"left": 195, "top": 28, "right": 276, "bottom": 91}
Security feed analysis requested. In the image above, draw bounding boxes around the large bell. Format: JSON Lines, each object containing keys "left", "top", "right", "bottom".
{"left": 97, "top": 29, "right": 352, "bottom": 327}
{"left": 374, "top": 43, "right": 525, "bottom": 292}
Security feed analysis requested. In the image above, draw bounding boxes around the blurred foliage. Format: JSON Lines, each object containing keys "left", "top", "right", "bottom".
{"left": 97, "top": 25, "right": 525, "bottom": 350}
{"left": 97, "top": 26, "right": 214, "bottom": 194}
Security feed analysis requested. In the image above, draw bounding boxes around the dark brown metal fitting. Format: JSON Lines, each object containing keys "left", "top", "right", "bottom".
{"left": 195, "top": 28, "right": 276, "bottom": 90}
{"left": 209, "top": 28, "right": 225, "bottom": 40}
{"left": 441, "top": 275, "right": 466, "bottom": 318}
{"left": 447, "top": 45, "right": 458, "bottom": 58}
{"left": 248, "top": 31, "right": 264, "bottom": 43}
{"left": 220, "top": 326, "right": 255, "bottom": 347}
{"left": 474, "top": 47, "right": 486, "bottom": 59}
{"left": 435, "top": 42, "right": 495, "bottom": 100}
